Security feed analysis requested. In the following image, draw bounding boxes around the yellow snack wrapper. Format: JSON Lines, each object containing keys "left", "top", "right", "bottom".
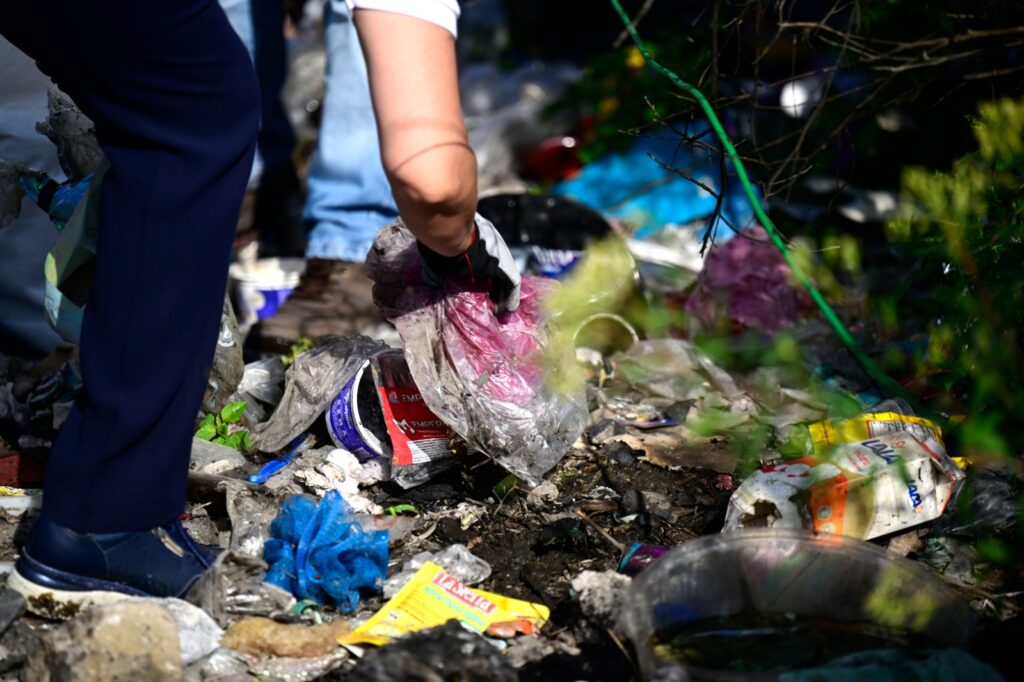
{"left": 341, "top": 561, "right": 549, "bottom": 647}
{"left": 809, "top": 410, "right": 970, "bottom": 470}
{"left": 809, "top": 411, "right": 943, "bottom": 453}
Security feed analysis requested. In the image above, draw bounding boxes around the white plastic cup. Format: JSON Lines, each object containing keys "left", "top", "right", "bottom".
{"left": 228, "top": 257, "right": 305, "bottom": 332}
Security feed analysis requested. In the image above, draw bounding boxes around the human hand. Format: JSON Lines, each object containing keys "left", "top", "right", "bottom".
{"left": 416, "top": 213, "right": 521, "bottom": 314}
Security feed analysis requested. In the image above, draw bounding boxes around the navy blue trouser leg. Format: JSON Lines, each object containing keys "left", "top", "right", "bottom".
{"left": 1, "top": 0, "right": 259, "bottom": 532}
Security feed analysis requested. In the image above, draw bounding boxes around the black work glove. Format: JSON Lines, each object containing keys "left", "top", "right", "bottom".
{"left": 416, "top": 213, "right": 522, "bottom": 314}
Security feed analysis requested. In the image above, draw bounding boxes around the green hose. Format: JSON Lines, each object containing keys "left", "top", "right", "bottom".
{"left": 609, "top": 0, "right": 915, "bottom": 406}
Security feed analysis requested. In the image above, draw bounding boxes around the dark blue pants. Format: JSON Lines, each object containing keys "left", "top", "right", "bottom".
{"left": 1, "top": 0, "right": 259, "bottom": 532}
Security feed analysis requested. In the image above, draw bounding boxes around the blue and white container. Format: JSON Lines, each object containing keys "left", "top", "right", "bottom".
{"left": 228, "top": 257, "right": 305, "bottom": 333}
{"left": 325, "top": 358, "right": 385, "bottom": 461}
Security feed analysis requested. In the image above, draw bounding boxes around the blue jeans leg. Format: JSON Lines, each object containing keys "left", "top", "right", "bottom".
{"left": 303, "top": 0, "right": 397, "bottom": 262}
{"left": 219, "top": 0, "right": 295, "bottom": 189}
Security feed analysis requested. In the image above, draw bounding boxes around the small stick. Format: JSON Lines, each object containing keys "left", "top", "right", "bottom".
{"left": 607, "top": 627, "right": 640, "bottom": 678}
{"left": 575, "top": 508, "right": 625, "bottom": 553}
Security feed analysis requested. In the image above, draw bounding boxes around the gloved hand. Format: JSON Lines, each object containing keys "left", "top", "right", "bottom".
{"left": 417, "top": 213, "right": 521, "bottom": 314}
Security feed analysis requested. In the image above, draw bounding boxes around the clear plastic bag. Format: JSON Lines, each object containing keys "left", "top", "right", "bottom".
{"left": 382, "top": 543, "right": 491, "bottom": 598}
{"left": 366, "top": 222, "right": 587, "bottom": 485}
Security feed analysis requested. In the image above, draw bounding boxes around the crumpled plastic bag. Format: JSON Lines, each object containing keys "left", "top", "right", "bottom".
{"left": 366, "top": 221, "right": 588, "bottom": 485}
{"left": 252, "top": 335, "right": 387, "bottom": 452}
{"left": 221, "top": 480, "right": 290, "bottom": 558}
{"left": 186, "top": 551, "right": 295, "bottom": 628}
{"left": 382, "top": 543, "right": 492, "bottom": 598}
{"left": 264, "top": 490, "right": 388, "bottom": 613}
{"left": 685, "top": 226, "right": 815, "bottom": 334}
{"left": 18, "top": 174, "right": 92, "bottom": 231}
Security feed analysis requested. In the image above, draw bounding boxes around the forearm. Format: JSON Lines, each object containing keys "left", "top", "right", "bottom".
{"left": 354, "top": 8, "right": 477, "bottom": 256}
{"left": 387, "top": 141, "right": 478, "bottom": 256}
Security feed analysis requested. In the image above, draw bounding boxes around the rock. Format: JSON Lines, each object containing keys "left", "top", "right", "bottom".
{"left": 640, "top": 491, "right": 673, "bottom": 519}
{"left": 0, "top": 588, "right": 26, "bottom": 634}
{"left": 348, "top": 621, "right": 516, "bottom": 682}
{"left": 664, "top": 400, "right": 695, "bottom": 423}
{"left": 505, "top": 633, "right": 582, "bottom": 669}
{"left": 570, "top": 570, "right": 631, "bottom": 629}
{"left": 182, "top": 647, "right": 249, "bottom": 682}
{"left": 189, "top": 438, "right": 246, "bottom": 477}
{"left": 135, "top": 598, "right": 223, "bottom": 667}
{"left": 25, "top": 601, "right": 183, "bottom": 681}
{"left": 220, "top": 617, "right": 349, "bottom": 658}
{"left": 248, "top": 650, "right": 349, "bottom": 682}
{"left": 588, "top": 418, "right": 626, "bottom": 445}
{"left": 602, "top": 440, "right": 637, "bottom": 465}
{"left": 180, "top": 503, "right": 221, "bottom": 548}
{"left": 526, "top": 480, "right": 559, "bottom": 506}
{"left": 885, "top": 527, "right": 927, "bottom": 558}
{"left": 504, "top": 635, "right": 556, "bottom": 669}
{"left": 0, "top": 621, "right": 42, "bottom": 676}
{"left": 619, "top": 489, "right": 641, "bottom": 515}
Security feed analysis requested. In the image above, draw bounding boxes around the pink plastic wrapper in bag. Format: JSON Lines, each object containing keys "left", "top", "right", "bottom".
{"left": 685, "top": 226, "right": 815, "bottom": 334}
{"left": 366, "top": 222, "right": 588, "bottom": 485}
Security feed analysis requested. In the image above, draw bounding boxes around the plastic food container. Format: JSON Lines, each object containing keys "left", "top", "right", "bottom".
{"left": 228, "top": 257, "right": 305, "bottom": 331}
{"left": 621, "top": 529, "right": 974, "bottom": 680}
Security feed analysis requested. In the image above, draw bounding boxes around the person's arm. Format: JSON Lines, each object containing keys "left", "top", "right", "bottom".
{"left": 353, "top": 9, "right": 475, "bottom": 257}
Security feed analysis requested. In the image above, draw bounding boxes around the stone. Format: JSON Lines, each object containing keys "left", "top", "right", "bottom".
{"left": 348, "top": 621, "right": 516, "bottom": 682}
{"left": 570, "top": 570, "right": 631, "bottom": 629}
{"left": 25, "top": 601, "right": 183, "bottom": 681}
{"left": 0, "top": 621, "right": 42, "bottom": 676}
{"left": 135, "top": 598, "right": 223, "bottom": 667}
{"left": 189, "top": 438, "right": 246, "bottom": 477}
{"left": 640, "top": 491, "right": 673, "bottom": 519}
{"left": 182, "top": 647, "right": 249, "bottom": 682}
{"left": 220, "top": 617, "right": 349, "bottom": 658}
{"left": 526, "top": 480, "right": 559, "bottom": 506}
{"left": 601, "top": 440, "right": 637, "bottom": 465}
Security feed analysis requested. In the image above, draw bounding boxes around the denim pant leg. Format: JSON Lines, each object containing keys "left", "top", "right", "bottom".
{"left": 303, "top": 0, "right": 398, "bottom": 262}
{"left": 219, "top": 0, "right": 295, "bottom": 189}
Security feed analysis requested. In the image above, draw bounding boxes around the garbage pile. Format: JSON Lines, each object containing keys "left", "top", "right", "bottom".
{"left": 1, "top": 21, "right": 1021, "bottom": 682}
{"left": 2, "top": 100, "right": 1022, "bottom": 679}
{"left": 3, "top": 193, "right": 1021, "bottom": 680}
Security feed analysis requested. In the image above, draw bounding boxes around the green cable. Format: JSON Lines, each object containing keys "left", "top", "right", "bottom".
{"left": 609, "top": 0, "right": 915, "bottom": 406}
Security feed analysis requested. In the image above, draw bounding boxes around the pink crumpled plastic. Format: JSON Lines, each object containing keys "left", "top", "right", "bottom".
{"left": 441, "top": 279, "right": 547, "bottom": 404}
{"left": 366, "top": 222, "right": 587, "bottom": 485}
{"left": 685, "top": 227, "right": 815, "bottom": 334}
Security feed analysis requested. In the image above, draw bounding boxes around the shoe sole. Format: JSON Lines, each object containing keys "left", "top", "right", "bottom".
{"left": 7, "top": 568, "right": 141, "bottom": 620}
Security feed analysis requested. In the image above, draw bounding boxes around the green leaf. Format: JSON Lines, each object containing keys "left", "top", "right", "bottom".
{"left": 977, "top": 538, "right": 1013, "bottom": 566}
{"left": 220, "top": 431, "right": 249, "bottom": 452}
{"left": 493, "top": 474, "right": 521, "bottom": 500}
{"left": 220, "top": 401, "right": 248, "bottom": 424}
{"left": 194, "top": 423, "right": 217, "bottom": 441}
{"left": 385, "top": 504, "right": 419, "bottom": 516}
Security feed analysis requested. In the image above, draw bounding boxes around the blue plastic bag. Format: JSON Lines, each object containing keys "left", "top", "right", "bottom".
{"left": 552, "top": 135, "right": 760, "bottom": 238}
{"left": 263, "top": 490, "right": 388, "bottom": 613}
{"left": 18, "top": 174, "right": 92, "bottom": 231}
